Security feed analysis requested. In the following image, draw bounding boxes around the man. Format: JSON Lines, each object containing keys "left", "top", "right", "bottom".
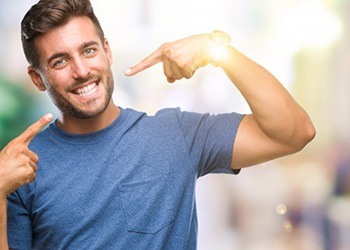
{"left": 0, "top": 0, "right": 315, "bottom": 249}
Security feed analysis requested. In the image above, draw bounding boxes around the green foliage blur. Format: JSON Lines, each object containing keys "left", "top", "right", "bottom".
{"left": 0, "top": 74, "right": 36, "bottom": 150}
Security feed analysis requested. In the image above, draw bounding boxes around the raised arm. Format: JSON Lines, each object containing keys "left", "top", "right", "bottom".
{"left": 221, "top": 42, "right": 315, "bottom": 169}
{"left": 125, "top": 31, "right": 315, "bottom": 170}
{"left": 0, "top": 114, "right": 53, "bottom": 250}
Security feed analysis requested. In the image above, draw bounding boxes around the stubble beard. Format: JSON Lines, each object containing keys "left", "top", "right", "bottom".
{"left": 47, "top": 68, "right": 114, "bottom": 119}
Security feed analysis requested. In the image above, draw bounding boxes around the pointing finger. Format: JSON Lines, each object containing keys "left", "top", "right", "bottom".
{"left": 124, "top": 46, "right": 164, "bottom": 76}
{"left": 17, "top": 113, "right": 53, "bottom": 145}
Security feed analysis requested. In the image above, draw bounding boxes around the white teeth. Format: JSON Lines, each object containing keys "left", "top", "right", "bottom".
{"left": 75, "top": 83, "right": 97, "bottom": 96}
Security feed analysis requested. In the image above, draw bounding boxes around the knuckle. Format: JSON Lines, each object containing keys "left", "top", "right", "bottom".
{"left": 2, "top": 146, "right": 12, "bottom": 158}
{"left": 26, "top": 125, "right": 36, "bottom": 137}
{"left": 163, "top": 45, "right": 173, "bottom": 58}
{"left": 160, "top": 42, "right": 170, "bottom": 50}
{"left": 22, "top": 165, "right": 35, "bottom": 177}
{"left": 17, "top": 145, "right": 28, "bottom": 154}
{"left": 30, "top": 172, "right": 37, "bottom": 182}
{"left": 185, "top": 69, "right": 194, "bottom": 78}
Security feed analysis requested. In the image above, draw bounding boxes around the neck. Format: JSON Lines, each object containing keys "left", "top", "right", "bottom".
{"left": 56, "top": 101, "right": 120, "bottom": 134}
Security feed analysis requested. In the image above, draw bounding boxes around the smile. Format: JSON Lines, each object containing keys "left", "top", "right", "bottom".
{"left": 73, "top": 82, "right": 98, "bottom": 97}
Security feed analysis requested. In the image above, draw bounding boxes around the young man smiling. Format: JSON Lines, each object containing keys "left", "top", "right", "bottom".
{"left": 28, "top": 15, "right": 118, "bottom": 134}
{"left": 0, "top": 0, "right": 315, "bottom": 249}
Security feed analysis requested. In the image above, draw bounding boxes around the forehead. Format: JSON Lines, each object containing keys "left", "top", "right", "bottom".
{"left": 36, "top": 16, "right": 101, "bottom": 60}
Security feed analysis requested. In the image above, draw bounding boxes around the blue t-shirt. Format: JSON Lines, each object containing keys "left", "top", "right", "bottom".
{"left": 7, "top": 107, "right": 243, "bottom": 250}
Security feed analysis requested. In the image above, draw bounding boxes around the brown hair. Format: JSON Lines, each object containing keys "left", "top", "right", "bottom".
{"left": 21, "top": 0, "right": 105, "bottom": 69}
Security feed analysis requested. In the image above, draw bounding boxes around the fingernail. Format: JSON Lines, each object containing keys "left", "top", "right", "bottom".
{"left": 124, "top": 68, "right": 132, "bottom": 76}
{"left": 44, "top": 113, "right": 53, "bottom": 120}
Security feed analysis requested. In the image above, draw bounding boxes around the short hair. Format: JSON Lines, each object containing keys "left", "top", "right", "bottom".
{"left": 21, "top": 0, "right": 105, "bottom": 69}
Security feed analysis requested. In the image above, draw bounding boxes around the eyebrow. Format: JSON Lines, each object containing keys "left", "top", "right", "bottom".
{"left": 46, "top": 41, "right": 100, "bottom": 66}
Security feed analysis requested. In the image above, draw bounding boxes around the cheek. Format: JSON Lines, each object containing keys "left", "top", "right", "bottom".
{"left": 45, "top": 71, "right": 69, "bottom": 91}
{"left": 95, "top": 53, "right": 112, "bottom": 68}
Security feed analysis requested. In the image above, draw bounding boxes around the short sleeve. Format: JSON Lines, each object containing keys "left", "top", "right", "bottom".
{"left": 7, "top": 191, "right": 33, "bottom": 249}
{"left": 174, "top": 109, "right": 244, "bottom": 177}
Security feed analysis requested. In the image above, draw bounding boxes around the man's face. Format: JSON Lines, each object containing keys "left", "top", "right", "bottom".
{"left": 32, "top": 16, "right": 114, "bottom": 119}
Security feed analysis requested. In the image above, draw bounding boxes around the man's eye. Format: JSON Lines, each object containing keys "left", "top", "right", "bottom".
{"left": 84, "top": 48, "right": 95, "bottom": 55}
{"left": 53, "top": 59, "right": 66, "bottom": 68}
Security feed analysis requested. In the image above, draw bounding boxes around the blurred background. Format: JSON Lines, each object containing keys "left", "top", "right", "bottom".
{"left": 0, "top": 0, "right": 349, "bottom": 249}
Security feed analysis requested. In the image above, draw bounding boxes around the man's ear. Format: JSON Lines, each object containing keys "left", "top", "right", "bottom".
{"left": 28, "top": 66, "right": 46, "bottom": 91}
{"left": 103, "top": 38, "right": 113, "bottom": 66}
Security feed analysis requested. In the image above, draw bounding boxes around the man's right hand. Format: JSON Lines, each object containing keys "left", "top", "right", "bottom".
{"left": 0, "top": 114, "right": 53, "bottom": 198}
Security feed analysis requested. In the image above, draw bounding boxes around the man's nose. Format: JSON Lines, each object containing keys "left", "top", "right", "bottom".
{"left": 71, "top": 58, "right": 90, "bottom": 79}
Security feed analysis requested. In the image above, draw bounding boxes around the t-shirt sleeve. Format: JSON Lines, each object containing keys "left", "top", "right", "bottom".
{"left": 175, "top": 109, "right": 244, "bottom": 177}
{"left": 7, "top": 190, "right": 33, "bottom": 249}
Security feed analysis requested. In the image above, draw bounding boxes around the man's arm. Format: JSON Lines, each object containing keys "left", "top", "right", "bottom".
{"left": 221, "top": 46, "right": 315, "bottom": 169}
{"left": 0, "top": 195, "right": 8, "bottom": 250}
{"left": 0, "top": 114, "right": 53, "bottom": 250}
{"left": 124, "top": 31, "right": 315, "bottom": 170}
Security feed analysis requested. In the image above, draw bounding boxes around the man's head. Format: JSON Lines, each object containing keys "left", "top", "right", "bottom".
{"left": 21, "top": 0, "right": 115, "bottom": 120}
{"left": 21, "top": 0, "right": 104, "bottom": 70}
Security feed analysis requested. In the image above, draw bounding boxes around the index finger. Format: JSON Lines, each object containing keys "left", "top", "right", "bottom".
{"left": 18, "top": 113, "right": 54, "bottom": 145}
{"left": 124, "top": 48, "right": 163, "bottom": 76}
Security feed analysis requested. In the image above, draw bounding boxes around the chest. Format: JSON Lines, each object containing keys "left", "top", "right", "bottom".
{"left": 28, "top": 139, "right": 197, "bottom": 239}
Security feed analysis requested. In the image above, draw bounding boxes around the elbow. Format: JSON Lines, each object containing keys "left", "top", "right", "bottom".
{"left": 299, "top": 122, "right": 316, "bottom": 149}
{"left": 288, "top": 119, "right": 316, "bottom": 154}
{"left": 306, "top": 121, "right": 316, "bottom": 143}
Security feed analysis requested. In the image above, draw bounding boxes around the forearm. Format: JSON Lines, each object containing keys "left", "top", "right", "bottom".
{"left": 0, "top": 195, "right": 9, "bottom": 250}
{"left": 221, "top": 46, "right": 315, "bottom": 149}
